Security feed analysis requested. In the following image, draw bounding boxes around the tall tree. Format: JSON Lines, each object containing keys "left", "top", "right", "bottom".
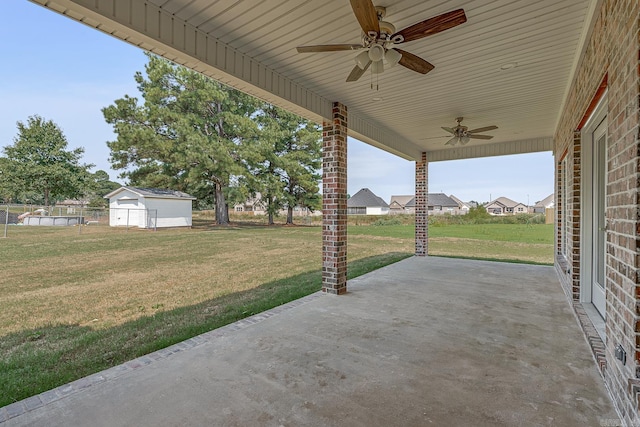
{"left": 103, "top": 54, "right": 258, "bottom": 224}
{"left": 0, "top": 157, "right": 11, "bottom": 203}
{"left": 86, "top": 170, "right": 121, "bottom": 207}
{"left": 279, "top": 120, "right": 321, "bottom": 224}
{"left": 244, "top": 107, "right": 286, "bottom": 225}
{"left": 0, "top": 115, "right": 92, "bottom": 206}
{"left": 246, "top": 104, "right": 321, "bottom": 225}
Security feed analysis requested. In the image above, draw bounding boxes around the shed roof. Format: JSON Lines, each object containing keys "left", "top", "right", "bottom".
{"left": 347, "top": 188, "right": 389, "bottom": 208}
{"left": 105, "top": 186, "right": 196, "bottom": 200}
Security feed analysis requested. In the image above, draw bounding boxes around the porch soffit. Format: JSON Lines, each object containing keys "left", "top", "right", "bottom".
{"left": 31, "top": 0, "right": 595, "bottom": 162}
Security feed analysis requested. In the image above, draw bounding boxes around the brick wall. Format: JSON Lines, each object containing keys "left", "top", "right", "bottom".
{"left": 570, "top": 132, "right": 582, "bottom": 300}
{"left": 322, "top": 102, "right": 348, "bottom": 295}
{"left": 554, "top": 0, "right": 640, "bottom": 422}
{"left": 555, "top": 134, "right": 582, "bottom": 301}
{"left": 415, "top": 152, "right": 428, "bottom": 256}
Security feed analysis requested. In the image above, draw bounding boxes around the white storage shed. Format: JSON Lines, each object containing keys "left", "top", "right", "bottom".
{"left": 105, "top": 187, "right": 196, "bottom": 228}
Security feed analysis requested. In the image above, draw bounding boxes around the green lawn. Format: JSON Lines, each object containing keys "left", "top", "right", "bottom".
{"left": 0, "top": 220, "right": 553, "bottom": 407}
{"left": 349, "top": 223, "right": 554, "bottom": 243}
{"left": 349, "top": 223, "right": 554, "bottom": 265}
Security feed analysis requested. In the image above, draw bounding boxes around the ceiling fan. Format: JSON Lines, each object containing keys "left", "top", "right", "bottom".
{"left": 442, "top": 117, "right": 498, "bottom": 146}
{"left": 296, "top": 0, "right": 467, "bottom": 82}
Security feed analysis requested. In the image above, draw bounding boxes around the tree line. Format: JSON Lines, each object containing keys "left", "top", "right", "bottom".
{"left": 0, "top": 115, "right": 119, "bottom": 208}
{"left": 0, "top": 54, "right": 322, "bottom": 225}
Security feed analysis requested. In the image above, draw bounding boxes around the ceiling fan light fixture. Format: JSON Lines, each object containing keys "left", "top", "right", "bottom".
{"left": 446, "top": 136, "right": 458, "bottom": 146}
{"left": 368, "top": 44, "right": 385, "bottom": 62}
{"left": 441, "top": 117, "right": 497, "bottom": 146}
{"left": 371, "top": 59, "right": 384, "bottom": 74}
{"left": 355, "top": 50, "right": 370, "bottom": 69}
{"left": 296, "top": 5, "right": 467, "bottom": 84}
{"left": 385, "top": 48, "right": 402, "bottom": 67}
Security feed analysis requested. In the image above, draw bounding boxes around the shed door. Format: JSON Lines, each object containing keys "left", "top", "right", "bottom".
{"left": 116, "top": 199, "right": 139, "bottom": 227}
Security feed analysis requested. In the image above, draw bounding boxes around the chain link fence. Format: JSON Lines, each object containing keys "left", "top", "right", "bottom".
{"left": 108, "top": 208, "right": 158, "bottom": 230}
{"left": 0, "top": 204, "right": 112, "bottom": 237}
{"left": 0, "top": 204, "right": 162, "bottom": 238}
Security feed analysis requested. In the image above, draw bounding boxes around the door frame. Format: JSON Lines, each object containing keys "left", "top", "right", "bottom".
{"left": 579, "top": 93, "right": 607, "bottom": 319}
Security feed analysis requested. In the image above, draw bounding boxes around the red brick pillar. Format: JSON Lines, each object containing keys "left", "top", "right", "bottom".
{"left": 322, "top": 102, "right": 348, "bottom": 294}
{"left": 415, "top": 152, "right": 428, "bottom": 256}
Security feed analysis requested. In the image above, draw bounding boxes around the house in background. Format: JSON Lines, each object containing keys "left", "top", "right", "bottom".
{"left": 484, "top": 197, "right": 528, "bottom": 215}
{"left": 347, "top": 188, "right": 389, "bottom": 215}
{"left": 233, "top": 193, "right": 267, "bottom": 215}
{"left": 532, "top": 193, "right": 554, "bottom": 213}
{"left": 105, "top": 186, "right": 195, "bottom": 228}
{"left": 233, "top": 193, "right": 321, "bottom": 217}
{"left": 389, "top": 193, "right": 464, "bottom": 215}
{"left": 424, "top": 193, "right": 461, "bottom": 215}
{"left": 449, "top": 195, "right": 471, "bottom": 214}
{"left": 389, "top": 195, "right": 415, "bottom": 215}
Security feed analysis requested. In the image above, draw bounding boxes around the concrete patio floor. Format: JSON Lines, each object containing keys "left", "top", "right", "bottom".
{"left": 1, "top": 256, "right": 619, "bottom": 426}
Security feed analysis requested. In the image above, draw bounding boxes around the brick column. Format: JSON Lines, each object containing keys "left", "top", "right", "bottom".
{"left": 570, "top": 131, "right": 581, "bottom": 299}
{"left": 415, "top": 152, "right": 428, "bottom": 256}
{"left": 322, "top": 102, "right": 348, "bottom": 294}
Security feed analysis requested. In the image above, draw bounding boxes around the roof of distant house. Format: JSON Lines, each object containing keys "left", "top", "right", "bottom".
{"left": 448, "top": 195, "right": 469, "bottom": 208}
{"left": 347, "top": 188, "right": 389, "bottom": 208}
{"left": 389, "top": 195, "right": 414, "bottom": 208}
{"left": 485, "top": 196, "right": 524, "bottom": 207}
{"left": 104, "top": 186, "right": 196, "bottom": 200}
{"left": 429, "top": 193, "right": 459, "bottom": 207}
{"left": 405, "top": 193, "right": 458, "bottom": 208}
{"left": 534, "top": 193, "right": 554, "bottom": 208}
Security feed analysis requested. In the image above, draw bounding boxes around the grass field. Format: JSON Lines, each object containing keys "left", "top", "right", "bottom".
{"left": 0, "top": 220, "right": 553, "bottom": 407}
{"left": 350, "top": 223, "right": 554, "bottom": 265}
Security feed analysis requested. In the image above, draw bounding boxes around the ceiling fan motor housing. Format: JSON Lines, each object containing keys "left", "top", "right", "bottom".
{"left": 379, "top": 21, "right": 396, "bottom": 37}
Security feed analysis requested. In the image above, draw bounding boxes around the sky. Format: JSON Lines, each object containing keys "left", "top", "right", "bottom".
{"left": 0, "top": 2, "right": 554, "bottom": 206}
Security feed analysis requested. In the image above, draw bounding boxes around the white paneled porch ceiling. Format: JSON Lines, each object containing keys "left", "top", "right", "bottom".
{"left": 32, "top": 0, "right": 597, "bottom": 161}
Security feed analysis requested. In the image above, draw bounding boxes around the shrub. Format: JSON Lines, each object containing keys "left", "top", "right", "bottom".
{"left": 372, "top": 216, "right": 402, "bottom": 226}
{"left": 466, "top": 206, "right": 492, "bottom": 221}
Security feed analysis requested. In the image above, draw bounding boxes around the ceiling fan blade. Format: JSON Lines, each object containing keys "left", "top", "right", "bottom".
{"left": 445, "top": 137, "right": 458, "bottom": 146}
{"left": 396, "top": 49, "right": 434, "bottom": 74}
{"left": 421, "top": 135, "right": 451, "bottom": 140}
{"left": 350, "top": 0, "right": 380, "bottom": 34}
{"left": 468, "top": 134, "right": 494, "bottom": 140}
{"left": 392, "top": 9, "right": 467, "bottom": 43}
{"left": 441, "top": 127, "right": 455, "bottom": 135}
{"left": 468, "top": 125, "right": 498, "bottom": 134}
{"left": 346, "top": 61, "right": 371, "bottom": 82}
{"left": 297, "top": 44, "right": 363, "bottom": 53}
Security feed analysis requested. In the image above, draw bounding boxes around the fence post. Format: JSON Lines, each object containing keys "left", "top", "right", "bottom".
{"left": 79, "top": 207, "right": 83, "bottom": 234}
{"left": 3, "top": 205, "right": 8, "bottom": 238}
{"left": 154, "top": 209, "right": 158, "bottom": 232}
